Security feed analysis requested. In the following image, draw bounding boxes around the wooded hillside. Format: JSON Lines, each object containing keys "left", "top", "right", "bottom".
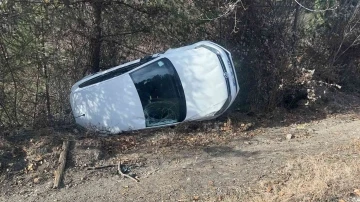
{"left": 0, "top": 0, "right": 359, "bottom": 129}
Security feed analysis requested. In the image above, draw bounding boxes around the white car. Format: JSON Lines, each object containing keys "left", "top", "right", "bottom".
{"left": 70, "top": 41, "right": 239, "bottom": 134}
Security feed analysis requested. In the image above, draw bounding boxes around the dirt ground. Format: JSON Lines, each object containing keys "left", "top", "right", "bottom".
{"left": 1, "top": 97, "right": 360, "bottom": 202}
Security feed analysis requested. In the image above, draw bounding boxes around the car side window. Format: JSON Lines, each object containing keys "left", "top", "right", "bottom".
{"left": 130, "top": 58, "right": 186, "bottom": 127}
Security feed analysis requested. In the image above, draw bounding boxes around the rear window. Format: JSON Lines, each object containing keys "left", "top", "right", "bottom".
{"left": 130, "top": 58, "right": 186, "bottom": 127}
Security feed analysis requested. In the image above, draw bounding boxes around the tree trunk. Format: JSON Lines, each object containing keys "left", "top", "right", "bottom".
{"left": 42, "top": 4, "right": 52, "bottom": 121}
{"left": 291, "top": 3, "right": 300, "bottom": 68}
{"left": 90, "top": 1, "right": 103, "bottom": 73}
{"left": 33, "top": 56, "right": 41, "bottom": 126}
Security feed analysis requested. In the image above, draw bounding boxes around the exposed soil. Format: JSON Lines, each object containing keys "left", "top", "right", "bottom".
{"left": 1, "top": 95, "right": 360, "bottom": 202}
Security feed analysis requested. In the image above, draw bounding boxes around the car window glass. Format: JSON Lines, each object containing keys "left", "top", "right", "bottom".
{"left": 130, "top": 58, "right": 186, "bottom": 127}
{"left": 79, "top": 56, "right": 158, "bottom": 88}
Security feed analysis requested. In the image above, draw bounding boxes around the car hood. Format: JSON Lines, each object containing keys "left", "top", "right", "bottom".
{"left": 166, "top": 47, "right": 228, "bottom": 120}
{"left": 70, "top": 74, "right": 145, "bottom": 133}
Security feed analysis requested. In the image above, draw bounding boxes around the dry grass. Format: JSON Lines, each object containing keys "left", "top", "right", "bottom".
{"left": 218, "top": 140, "right": 360, "bottom": 202}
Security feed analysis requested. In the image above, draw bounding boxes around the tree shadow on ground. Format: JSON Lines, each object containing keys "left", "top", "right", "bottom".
{"left": 224, "top": 92, "right": 360, "bottom": 131}
{"left": 203, "top": 145, "right": 259, "bottom": 158}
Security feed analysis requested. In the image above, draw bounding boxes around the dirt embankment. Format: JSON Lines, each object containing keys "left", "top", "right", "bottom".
{"left": 1, "top": 105, "right": 360, "bottom": 202}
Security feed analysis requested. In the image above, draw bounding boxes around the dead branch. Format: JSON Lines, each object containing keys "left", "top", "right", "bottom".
{"left": 117, "top": 161, "right": 139, "bottom": 182}
{"left": 86, "top": 164, "right": 116, "bottom": 170}
{"left": 53, "top": 140, "right": 70, "bottom": 189}
{"left": 294, "top": 0, "right": 338, "bottom": 12}
{"left": 201, "top": 0, "right": 247, "bottom": 21}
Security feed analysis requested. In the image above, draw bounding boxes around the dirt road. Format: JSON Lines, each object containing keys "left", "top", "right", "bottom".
{"left": 1, "top": 111, "right": 360, "bottom": 202}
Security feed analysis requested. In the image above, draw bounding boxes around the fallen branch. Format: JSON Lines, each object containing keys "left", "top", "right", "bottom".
{"left": 118, "top": 161, "right": 139, "bottom": 182}
{"left": 86, "top": 164, "right": 116, "bottom": 170}
{"left": 53, "top": 140, "right": 70, "bottom": 189}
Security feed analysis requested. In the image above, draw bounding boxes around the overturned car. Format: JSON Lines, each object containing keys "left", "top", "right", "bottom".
{"left": 70, "top": 41, "right": 239, "bottom": 134}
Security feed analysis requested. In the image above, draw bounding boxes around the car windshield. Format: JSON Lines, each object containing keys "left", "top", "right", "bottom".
{"left": 130, "top": 58, "right": 186, "bottom": 127}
